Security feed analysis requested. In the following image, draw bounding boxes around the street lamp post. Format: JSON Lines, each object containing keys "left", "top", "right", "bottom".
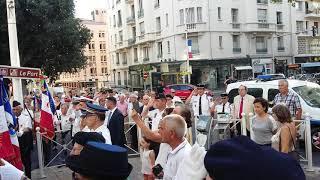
{"left": 6, "top": 0, "right": 23, "bottom": 102}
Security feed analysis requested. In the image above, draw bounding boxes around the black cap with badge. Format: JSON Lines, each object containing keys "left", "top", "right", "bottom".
{"left": 155, "top": 93, "right": 166, "bottom": 100}
{"left": 220, "top": 93, "right": 228, "bottom": 97}
{"left": 197, "top": 84, "right": 205, "bottom": 88}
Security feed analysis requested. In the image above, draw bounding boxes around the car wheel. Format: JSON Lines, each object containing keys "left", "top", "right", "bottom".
{"left": 311, "top": 127, "right": 320, "bottom": 151}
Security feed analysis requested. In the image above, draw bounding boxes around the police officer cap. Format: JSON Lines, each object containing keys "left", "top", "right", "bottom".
{"left": 197, "top": 84, "right": 205, "bottom": 88}
{"left": 82, "top": 102, "right": 108, "bottom": 115}
{"left": 220, "top": 93, "right": 228, "bottom": 97}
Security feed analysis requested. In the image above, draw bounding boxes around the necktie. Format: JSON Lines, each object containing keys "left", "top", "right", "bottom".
{"left": 222, "top": 103, "right": 225, "bottom": 113}
{"left": 16, "top": 117, "right": 20, "bottom": 131}
{"left": 199, "top": 96, "right": 202, "bottom": 115}
{"left": 107, "top": 112, "right": 112, "bottom": 126}
{"left": 239, "top": 97, "right": 244, "bottom": 119}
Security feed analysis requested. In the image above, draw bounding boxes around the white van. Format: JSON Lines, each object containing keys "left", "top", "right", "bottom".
{"left": 226, "top": 79, "right": 320, "bottom": 150}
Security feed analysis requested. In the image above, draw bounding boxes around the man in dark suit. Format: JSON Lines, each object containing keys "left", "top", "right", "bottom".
{"left": 105, "top": 97, "right": 126, "bottom": 147}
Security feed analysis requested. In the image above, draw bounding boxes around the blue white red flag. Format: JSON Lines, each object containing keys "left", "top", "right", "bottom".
{"left": 0, "top": 76, "right": 23, "bottom": 170}
{"left": 187, "top": 39, "right": 193, "bottom": 58}
{"left": 39, "top": 80, "right": 56, "bottom": 139}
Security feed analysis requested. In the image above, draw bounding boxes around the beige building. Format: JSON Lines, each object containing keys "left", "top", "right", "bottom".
{"left": 58, "top": 9, "right": 111, "bottom": 90}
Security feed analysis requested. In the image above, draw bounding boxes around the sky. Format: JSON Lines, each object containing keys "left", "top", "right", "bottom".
{"left": 74, "top": 0, "right": 108, "bottom": 19}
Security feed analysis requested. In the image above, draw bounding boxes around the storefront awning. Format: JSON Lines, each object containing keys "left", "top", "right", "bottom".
{"left": 235, "top": 66, "right": 252, "bottom": 70}
{"left": 301, "top": 62, "right": 320, "bottom": 68}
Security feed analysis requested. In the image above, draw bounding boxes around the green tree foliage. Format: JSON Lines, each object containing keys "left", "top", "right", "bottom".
{"left": 0, "top": 0, "right": 91, "bottom": 80}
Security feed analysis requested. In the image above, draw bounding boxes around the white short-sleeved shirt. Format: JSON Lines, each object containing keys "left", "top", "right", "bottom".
{"left": 148, "top": 109, "right": 164, "bottom": 131}
{"left": 83, "top": 125, "right": 112, "bottom": 144}
{"left": 192, "top": 94, "right": 213, "bottom": 117}
{"left": 54, "top": 110, "right": 72, "bottom": 132}
{"left": 214, "top": 102, "right": 231, "bottom": 114}
{"left": 163, "top": 140, "right": 192, "bottom": 180}
{"left": 17, "top": 114, "right": 32, "bottom": 131}
{"left": 155, "top": 143, "right": 172, "bottom": 168}
{"left": 0, "top": 159, "right": 25, "bottom": 180}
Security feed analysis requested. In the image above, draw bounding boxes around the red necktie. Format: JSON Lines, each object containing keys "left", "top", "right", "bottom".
{"left": 239, "top": 97, "right": 244, "bottom": 119}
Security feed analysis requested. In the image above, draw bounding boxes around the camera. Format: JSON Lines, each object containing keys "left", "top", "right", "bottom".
{"left": 152, "top": 164, "right": 163, "bottom": 178}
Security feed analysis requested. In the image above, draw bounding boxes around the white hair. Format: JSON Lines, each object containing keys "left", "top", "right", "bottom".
{"left": 163, "top": 114, "right": 187, "bottom": 138}
{"left": 279, "top": 79, "right": 289, "bottom": 86}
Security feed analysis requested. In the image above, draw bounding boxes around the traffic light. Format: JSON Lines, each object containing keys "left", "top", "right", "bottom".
{"left": 140, "top": 70, "right": 143, "bottom": 78}
{"left": 312, "top": 26, "right": 317, "bottom": 37}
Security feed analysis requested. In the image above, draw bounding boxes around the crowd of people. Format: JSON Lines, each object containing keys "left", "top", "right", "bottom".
{"left": 0, "top": 79, "right": 306, "bottom": 180}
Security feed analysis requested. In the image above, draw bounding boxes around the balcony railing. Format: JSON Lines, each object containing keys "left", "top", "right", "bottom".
{"left": 125, "top": 0, "right": 133, "bottom": 4}
{"left": 126, "top": 16, "right": 135, "bottom": 25}
{"left": 256, "top": 48, "right": 268, "bottom": 54}
{"left": 278, "top": 47, "right": 285, "bottom": 51}
{"left": 277, "top": 24, "right": 284, "bottom": 30}
{"left": 191, "top": 49, "right": 200, "bottom": 54}
{"left": 233, "top": 48, "right": 241, "bottom": 53}
{"left": 128, "top": 38, "right": 136, "bottom": 45}
{"left": 176, "top": 23, "right": 207, "bottom": 34}
{"left": 257, "top": 0, "right": 268, "bottom": 5}
{"left": 232, "top": 23, "right": 241, "bottom": 29}
{"left": 258, "top": 23, "right": 269, "bottom": 29}
{"left": 138, "top": 9, "right": 144, "bottom": 18}
{"left": 143, "top": 57, "right": 149, "bottom": 62}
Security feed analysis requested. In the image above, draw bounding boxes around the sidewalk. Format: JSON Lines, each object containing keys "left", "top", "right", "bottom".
{"left": 31, "top": 157, "right": 320, "bottom": 180}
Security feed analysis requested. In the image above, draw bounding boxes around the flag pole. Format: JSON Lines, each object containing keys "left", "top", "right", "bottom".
{"left": 6, "top": 0, "right": 23, "bottom": 103}
{"left": 185, "top": 28, "right": 191, "bottom": 84}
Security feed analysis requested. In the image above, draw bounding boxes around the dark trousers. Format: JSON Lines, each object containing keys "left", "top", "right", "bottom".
{"left": 130, "top": 125, "right": 138, "bottom": 151}
{"left": 21, "top": 152, "right": 32, "bottom": 178}
{"left": 42, "top": 140, "right": 52, "bottom": 165}
{"left": 234, "top": 122, "right": 250, "bottom": 137}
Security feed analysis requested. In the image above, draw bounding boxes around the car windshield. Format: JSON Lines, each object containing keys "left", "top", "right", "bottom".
{"left": 292, "top": 85, "right": 320, "bottom": 108}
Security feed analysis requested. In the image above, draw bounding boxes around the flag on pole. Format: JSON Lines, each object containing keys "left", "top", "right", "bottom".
{"left": 187, "top": 39, "right": 193, "bottom": 58}
{"left": 0, "top": 76, "right": 23, "bottom": 170}
{"left": 39, "top": 80, "right": 56, "bottom": 139}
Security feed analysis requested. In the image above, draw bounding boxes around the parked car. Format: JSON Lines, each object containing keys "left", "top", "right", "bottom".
{"left": 163, "top": 84, "right": 194, "bottom": 100}
{"left": 226, "top": 79, "right": 320, "bottom": 151}
{"left": 163, "top": 84, "right": 213, "bottom": 100}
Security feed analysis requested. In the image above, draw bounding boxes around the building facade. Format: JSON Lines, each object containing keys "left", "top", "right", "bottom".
{"left": 58, "top": 9, "right": 111, "bottom": 90}
{"left": 292, "top": 0, "right": 320, "bottom": 75}
{"left": 107, "top": 0, "right": 319, "bottom": 90}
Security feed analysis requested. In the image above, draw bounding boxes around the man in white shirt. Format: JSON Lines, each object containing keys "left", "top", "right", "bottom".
{"left": 12, "top": 101, "right": 33, "bottom": 179}
{"left": 141, "top": 93, "right": 167, "bottom": 131}
{"left": 157, "top": 114, "right": 191, "bottom": 180}
{"left": 81, "top": 102, "right": 112, "bottom": 144}
{"left": 213, "top": 93, "right": 231, "bottom": 116}
{"left": 54, "top": 103, "right": 72, "bottom": 145}
{"left": 193, "top": 84, "right": 213, "bottom": 117}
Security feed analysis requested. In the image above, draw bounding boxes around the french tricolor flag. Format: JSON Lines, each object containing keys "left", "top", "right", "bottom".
{"left": 187, "top": 39, "right": 193, "bottom": 58}
{"left": 0, "top": 76, "right": 23, "bottom": 170}
{"left": 39, "top": 80, "right": 56, "bottom": 139}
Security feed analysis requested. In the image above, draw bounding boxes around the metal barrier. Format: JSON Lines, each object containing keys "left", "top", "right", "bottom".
{"left": 124, "top": 121, "right": 141, "bottom": 157}
{"left": 36, "top": 127, "right": 73, "bottom": 178}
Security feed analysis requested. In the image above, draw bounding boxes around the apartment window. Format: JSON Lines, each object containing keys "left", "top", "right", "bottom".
{"left": 154, "top": 0, "right": 160, "bottom": 8}
{"left": 101, "top": 67, "right": 108, "bottom": 75}
{"left": 197, "top": 7, "right": 202, "bottom": 23}
{"left": 116, "top": 53, "right": 120, "bottom": 64}
{"left": 157, "top": 42, "right": 163, "bottom": 58}
{"left": 90, "top": 68, "right": 97, "bottom": 76}
{"left": 186, "top": 7, "right": 195, "bottom": 23}
{"left": 231, "top": 8, "right": 239, "bottom": 23}
{"left": 256, "top": 37, "right": 267, "bottom": 53}
{"left": 134, "top": 48, "right": 138, "bottom": 62}
{"left": 118, "top": 10, "right": 122, "bottom": 27}
{"left": 167, "top": 41, "right": 171, "bottom": 54}
{"left": 296, "top": 1, "right": 303, "bottom": 11}
{"left": 117, "top": 72, "right": 121, "bottom": 85}
{"left": 276, "top": 12, "right": 282, "bottom": 24}
{"left": 233, "top": 35, "right": 241, "bottom": 53}
{"left": 218, "top": 7, "right": 221, "bottom": 20}
{"left": 124, "top": 71, "right": 128, "bottom": 85}
{"left": 113, "top": 15, "right": 116, "bottom": 27}
{"left": 306, "top": 21, "right": 309, "bottom": 31}
{"left": 277, "top": 36, "right": 284, "bottom": 51}
{"left": 165, "top": 13, "right": 169, "bottom": 27}
{"left": 138, "top": 0, "right": 143, "bottom": 10}
{"left": 219, "top": 36, "right": 223, "bottom": 48}
{"left": 156, "top": 17, "right": 161, "bottom": 32}
{"left": 140, "top": 22, "right": 145, "bottom": 34}
{"left": 258, "top": 9, "right": 267, "bottom": 23}
{"left": 189, "top": 37, "right": 199, "bottom": 54}
{"left": 122, "top": 53, "right": 127, "bottom": 65}
{"left": 179, "top": 9, "right": 184, "bottom": 25}
{"left": 143, "top": 47, "right": 149, "bottom": 59}
{"left": 119, "top": 31, "right": 123, "bottom": 42}
{"left": 296, "top": 21, "right": 304, "bottom": 32}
